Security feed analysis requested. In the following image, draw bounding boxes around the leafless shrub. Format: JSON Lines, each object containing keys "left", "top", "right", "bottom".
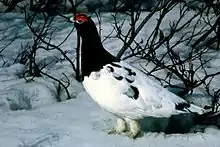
{"left": 20, "top": 3, "right": 77, "bottom": 99}
{"left": 0, "top": 0, "right": 23, "bottom": 12}
{"left": 204, "top": 82, "right": 220, "bottom": 113}
{"left": 13, "top": 43, "right": 30, "bottom": 65}
{"left": 102, "top": 0, "right": 220, "bottom": 112}
{"left": 40, "top": 70, "right": 71, "bottom": 101}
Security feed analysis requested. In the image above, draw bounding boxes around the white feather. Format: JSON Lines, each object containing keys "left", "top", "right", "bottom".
{"left": 83, "top": 61, "right": 204, "bottom": 119}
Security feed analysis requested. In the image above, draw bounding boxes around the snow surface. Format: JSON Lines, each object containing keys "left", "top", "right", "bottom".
{"left": 0, "top": 8, "right": 220, "bottom": 147}
{"left": 1, "top": 92, "right": 220, "bottom": 147}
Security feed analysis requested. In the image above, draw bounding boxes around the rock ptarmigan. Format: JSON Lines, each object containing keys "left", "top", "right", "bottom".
{"left": 70, "top": 13, "right": 205, "bottom": 138}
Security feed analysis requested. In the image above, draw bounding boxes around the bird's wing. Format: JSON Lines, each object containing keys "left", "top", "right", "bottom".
{"left": 83, "top": 61, "right": 204, "bottom": 119}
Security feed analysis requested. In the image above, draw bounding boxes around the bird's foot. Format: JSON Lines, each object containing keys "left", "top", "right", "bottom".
{"left": 107, "top": 129, "right": 140, "bottom": 139}
{"left": 107, "top": 118, "right": 141, "bottom": 139}
{"left": 123, "top": 131, "right": 140, "bottom": 139}
{"left": 107, "top": 128, "right": 121, "bottom": 135}
{"left": 107, "top": 118, "right": 127, "bottom": 135}
{"left": 125, "top": 119, "right": 141, "bottom": 139}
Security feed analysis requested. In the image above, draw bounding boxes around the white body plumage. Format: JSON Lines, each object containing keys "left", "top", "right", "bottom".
{"left": 83, "top": 61, "right": 204, "bottom": 120}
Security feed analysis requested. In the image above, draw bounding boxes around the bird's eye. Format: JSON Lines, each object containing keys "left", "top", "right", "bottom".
{"left": 75, "top": 19, "right": 84, "bottom": 24}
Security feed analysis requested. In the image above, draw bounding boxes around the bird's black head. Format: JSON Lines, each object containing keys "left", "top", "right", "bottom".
{"left": 71, "top": 14, "right": 99, "bottom": 40}
{"left": 70, "top": 13, "right": 118, "bottom": 78}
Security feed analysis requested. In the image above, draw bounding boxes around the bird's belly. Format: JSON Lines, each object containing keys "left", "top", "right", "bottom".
{"left": 83, "top": 75, "right": 138, "bottom": 117}
{"left": 83, "top": 77, "right": 122, "bottom": 108}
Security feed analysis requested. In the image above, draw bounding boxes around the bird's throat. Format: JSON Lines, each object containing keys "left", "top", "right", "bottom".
{"left": 77, "top": 33, "right": 118, "bottom": 80}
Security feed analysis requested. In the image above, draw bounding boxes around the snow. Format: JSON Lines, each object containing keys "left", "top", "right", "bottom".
{"left": 1, "top": 93, "right": 220, "bottom": 147}
{"left": 0, "top": 8, "right": 220, "bottom": 147}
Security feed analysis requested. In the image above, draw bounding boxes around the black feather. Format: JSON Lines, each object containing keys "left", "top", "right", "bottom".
{"left": 130, "top": 85, "right": 139, "bottom": 100}
{"left": 124, "top": 67, "right": 136, "bottom": 76}
{"left": 175, "top": 102, "right": 191, "bottom": 111}
{"left": 111, "top": 62, "right": 122, "bottom": 68}
{"left": 125, "top": 77, "right": 134, "bottom": 83}
{"left": 113, "top": 74, "right": 123, "bottom": 80}
{"left": 112, "top": 72, "right": 123, "bottom": 80}
{"left": 107, "top": 66, "right": 114, "bottom": 72}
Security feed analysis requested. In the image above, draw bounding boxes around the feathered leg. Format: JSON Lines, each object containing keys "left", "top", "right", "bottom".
{"left": 108, "top": 118, "right": 127, "bottom": 134}
{"left": 125, "top": 119, "right": 140, "bottom": 139}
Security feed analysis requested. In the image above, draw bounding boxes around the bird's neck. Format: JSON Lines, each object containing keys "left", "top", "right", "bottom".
{"left": 79, "top": 36, "right": 118, "bottom": 78}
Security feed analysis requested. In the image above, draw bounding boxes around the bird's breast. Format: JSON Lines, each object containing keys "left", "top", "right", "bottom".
{"left": 83, "top": 70, "right": 126, "bottom": 109}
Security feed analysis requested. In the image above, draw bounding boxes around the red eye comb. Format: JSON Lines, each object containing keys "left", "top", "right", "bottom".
{"left": 74, "top": 13, "right": 88, "bottom": 23}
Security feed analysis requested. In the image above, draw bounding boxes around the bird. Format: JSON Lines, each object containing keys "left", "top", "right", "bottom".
{"left": 70, "top": 13, "right": 205, "bottom": 139}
